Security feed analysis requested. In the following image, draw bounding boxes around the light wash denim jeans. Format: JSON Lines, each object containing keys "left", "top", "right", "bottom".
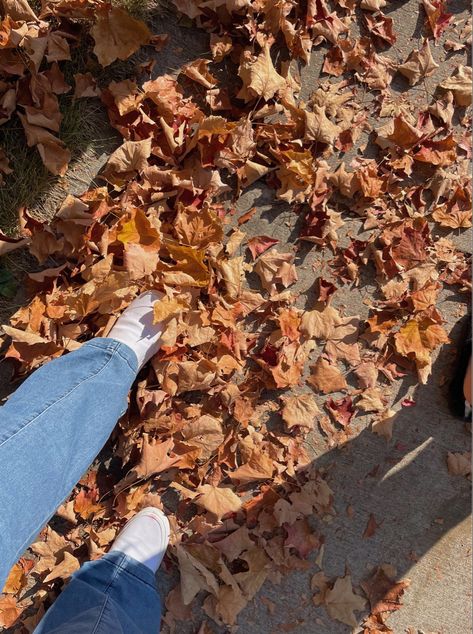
{"left": 0, "top": 338, "right": 162, "bottom": 633}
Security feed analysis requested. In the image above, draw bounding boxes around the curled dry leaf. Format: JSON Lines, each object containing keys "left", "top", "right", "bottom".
{"left": 361, "top": 566, "right": 410, "bottom": 616}
{"left": 446, "top": 451, "right": 471, "bottom": 476}
{"left": 439, "top": 65, "right": 472, "bottom": 106}
{"left": 398, "top": 40, "right": 439, "bottom": 86}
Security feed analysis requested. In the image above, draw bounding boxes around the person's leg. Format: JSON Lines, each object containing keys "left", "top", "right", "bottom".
{"left": 34, "top": 508, "right": 170, "bottom": 634}
{"left": 0, "top": 291, "right": 164, "bottom": 588}
{"left": 463, "top": 357, "right": 471, "bottom": 406}
{"left": 448, "top": 313, "right": 472, "bottom": 420}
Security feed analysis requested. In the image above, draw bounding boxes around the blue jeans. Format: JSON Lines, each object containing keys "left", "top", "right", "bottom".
{"left": 0, "top": 338, "right": 162, "bottom": 633}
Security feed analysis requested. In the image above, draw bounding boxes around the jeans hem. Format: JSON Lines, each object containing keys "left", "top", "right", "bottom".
{"left": 84, "top": 339, "right": 138, "bottom": 374}
{"left": 102, "top": 552, "right": 158, "bottom": 590}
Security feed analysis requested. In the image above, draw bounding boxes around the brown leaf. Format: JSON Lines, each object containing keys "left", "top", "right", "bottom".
{"left": 305, "top": 105, "right": 341, "bottom": 145}
{"left": 361, "top": 566, "right": 410, "bottom": 616}
{"left": 91, "top": 6, "right": 151, "bottom": 67}
{"left": 439, "top": 65, "right": 472, "bottom": 106}
{"left": 398, "top": 39, "right": 438, "bottom": 86}
{"left": 247, "top": 235, "right": 279, "bottom": 260}
{"left": 238, "top": 43, "right": 286, "bottom": 101}
{"left": 363, "top": 513, "right": 381, "bottom": 538}
{"left": 324, "top": 575, "right": 366, "bottom": 627}
{"left": 194, "top": 485, "right": 242, "bottom": 521}
{"left": 182, "top": 59, "right": 217, "bottom": 89}
{"left": 74, "top": 72, "right": 101, "bottom": 98}
{"left": 326, "top": 395, "right": 355, "bottom": 427}
{"left": 372, "top": 409, "right": 397, "bottom": 441}
{"left": 308, "top": 357, "right": 347, "bottom": 394}
{"left": 446, "top": 452, "right": 471, "bottom": 476}
{"left": 394, "top": 317, "right": 449, "bottom": 376}
{"left": 43, "top": 551, "right": 80, "bottom": 583}
{"left": 0, "top": 596, "right": 23, "bottom": 629}
{"left": 281, "top": 393, "right": 320, "bottom": 430}
{"left": 2, "top": 564, "right": 26, "bottom": 595}
{"left": 2, "top": 0, "right": 38, "bottom": 21}
{"left": 102, "top": 138, "right": 152, "bottom": 187}
{"left": 357, "top": 387, "right": 385, "bottom": 413}
{"left": 18, "top": 113, "right": 71, "bottom": 176}
{"left": 132, "top": 434, "right": 180, "bottom": 480}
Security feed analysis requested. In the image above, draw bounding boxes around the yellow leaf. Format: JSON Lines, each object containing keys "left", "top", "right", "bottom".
{"left": 117, "top": 208, "right": 160, "bottom": 249}
{"left": 163, "top": 240, "right": 210, "bottom": 288}
{"left": 394, "top": 318, "right": 449, "bottom": 367}
{"left": 153, "top": 296, "right": 189, "bottom": 323}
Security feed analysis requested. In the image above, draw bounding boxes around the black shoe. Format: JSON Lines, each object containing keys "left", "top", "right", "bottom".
{"left": 448, "top": 313, "right": 472, "bottom": 420}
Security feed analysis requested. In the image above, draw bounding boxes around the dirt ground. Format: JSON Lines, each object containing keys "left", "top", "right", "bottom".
{"left": 0, "top": 1, "right": 471, "bottom": 633}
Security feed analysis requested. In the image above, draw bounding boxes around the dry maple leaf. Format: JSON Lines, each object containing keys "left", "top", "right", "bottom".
{"left": 394, "top": 317, "right": 449, "bottom": 374}
{"left": 247, "top": 235, "right": 279, "bottom": 260}
{"left": 371, "top": 408, "right": 397, "bottom": 441}
{"left": 361, "top": 566, "right": 410, "bottom": 616}
{"left": 308, "top": 357, "right": 347, "bottom": 394}
{"left": 398, "top": 39, "right": 439, "bottom": 86}
{"left": 446, "top": 451, "right": 471, "bottom": 476}
{"left": 2, "top": 563, "right": 26, "bottom": 595}
{"left": 102, "top": 138, "right": 152, "bottom": 187}
{"left": 422, "top": 0, "right": 452, "bottom": 40}
{"left": 281, "top": 393, "right": 320, "bottom": 430}
{"left": 194, "top": 484, "right": 242, "bottom": 521}
{"left": 43, "top": 551, "right": 80, "bottom": 584}
{"left": 91, "top": 6, "right": 151, "bottom": 67}
{"left": 237, "top": 43, "right": 286, "bottom": 101}
{"left": 363, "top": 513, "right": 381, "bottom": 538}
{"left": 130, "top": 435, "right": 180, "bottom": 481}
{"left": 324, "top": 574, "right": 366, "bottom": 627}
{"left": 176, "top": 545, "right": 219, "bottom": 605}
{"left": 182, "top": 59, "right": 217, "bottom": 89}
{"left": 0, "top": 595, "right": 23, "bottom": 629}
{"left": 439, "top": 65, "right": 472, "bottom": 106}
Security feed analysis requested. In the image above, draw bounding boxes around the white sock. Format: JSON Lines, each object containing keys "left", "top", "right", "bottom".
{"left": 108, "top": 290, "right": 164, "bottom": 369}
{"left": 109, "top": 507, "right": 170, "bottom": 573}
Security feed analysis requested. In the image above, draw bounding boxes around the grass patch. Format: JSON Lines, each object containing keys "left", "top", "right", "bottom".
{"left": 0, "top": 95, "right": 114, "bottom": 233}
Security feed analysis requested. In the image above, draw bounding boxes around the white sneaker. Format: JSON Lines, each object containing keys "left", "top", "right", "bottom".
{"left": 109, "top": 507, "right": 170, "bottom": 573}
{"left": 108, "top": 290, "right": 164, "bottom": 369}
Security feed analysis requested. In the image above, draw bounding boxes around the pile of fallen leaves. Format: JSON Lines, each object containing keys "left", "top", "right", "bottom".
{"left": 0, "top": 0, "right": 471, "bottom": 631}
{"left": 0, "top": 0, "right": 165, "bottom": 179}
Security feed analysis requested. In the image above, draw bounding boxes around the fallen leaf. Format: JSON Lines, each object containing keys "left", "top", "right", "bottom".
{"left": 91, "top": 6, "right": 151, "bottom": 67}
{"left": 281, "top": 393, "right": 320, "bottom": 430}
{"left": 0, "top": 596, "right": 23, "bottom": 629}
{"left": 363, "top": 513, "right": 381, "bottom": 538}
{"left": 2, "top": 564, "right": 26, "bottom": 595}
{"left": 361, "top": 566, "right": 410, "bottom": 616}
{"left": 238, "top": 43, "right": 286, "bottom": 101}
{"left": 398, "top": 40, "right": 439, "bottom": 85}
{"left": 324, "top": 575, "right": 366, "bottom": 627}
{"left": 43, "top": 551, "right": 80, "bottom": 583}
{"left": 195, "top": 485, "right": 242, "bottom": 521}
{"left": 439, "top": 65, "right": 472, "bottom": 106}
{"left": 308, "top": 357, "right": 347, "bottom": 394}
{"left": 247, "top": 235, "right": 280, "bottom": 260}
{"left": 446, "top": 452, "right": 471, "bottom": 476}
